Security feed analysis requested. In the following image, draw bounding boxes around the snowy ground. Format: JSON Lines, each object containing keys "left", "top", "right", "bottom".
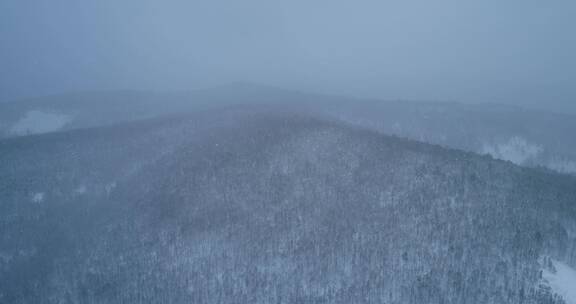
{"left": 482, "top": 136, "right": 543, "bottom": 165}
{"left": 547, "top": 159, "right": 576, "bottom": 175}
{"left": 543, "top": 260, "right": 576, "bottom": 304}
{"left": 10, "top": 110, "right": 72, "bottom": 136}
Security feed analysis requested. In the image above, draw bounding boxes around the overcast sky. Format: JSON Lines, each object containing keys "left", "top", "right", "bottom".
{"left": 1, "top": 0, "right": 575, "bottom": 111}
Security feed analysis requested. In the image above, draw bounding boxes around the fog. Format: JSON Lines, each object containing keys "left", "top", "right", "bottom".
{"left": 3, "top": 2, "right": 576, "bottom": 303}
{"left": 1, "top": 0, "right": 575, "bottom": 112}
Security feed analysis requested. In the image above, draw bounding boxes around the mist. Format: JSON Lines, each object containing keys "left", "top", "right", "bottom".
{"left": 2, "top": 0, "right": 575, "bottom": 112}
{"left": 3, "top": 2, "right": 576, "bottom": 303}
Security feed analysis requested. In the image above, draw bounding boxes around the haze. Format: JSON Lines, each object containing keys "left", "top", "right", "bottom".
{"left": 1, "top": 0, "right": 575, "bottom": 112}
{"left": 3, "top": 2, "right": 576, "bottom": 303}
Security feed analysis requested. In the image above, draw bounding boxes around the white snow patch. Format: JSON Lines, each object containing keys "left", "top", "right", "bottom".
{"left": 482, "top": 137, "right": 543, "bottom": 165}
{"left": 31, "top": 192, "right": 45, "bottom": 203}
{"left": 10, "top": 110, "right": 72, "bottom": 136}
{"left": 542, "top": 260, "right": 576, "bottom": 304}
{"left": 547, "top": 159, "right": 576, "bottom": 175}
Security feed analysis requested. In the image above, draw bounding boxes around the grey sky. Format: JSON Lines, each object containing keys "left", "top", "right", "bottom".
{"left": 1, "top": 0, "right": 575, "bottom": 111}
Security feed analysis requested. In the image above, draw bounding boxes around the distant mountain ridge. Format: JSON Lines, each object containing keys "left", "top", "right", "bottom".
{"left": 1, "top": 84, "right": 575, "bottom": 175}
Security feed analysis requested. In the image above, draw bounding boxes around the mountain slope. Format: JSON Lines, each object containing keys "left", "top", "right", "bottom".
{"left": 1, "top": 85, "right": 575, "bottom": 175}
{"left": 1, "top": 108, "right": 575, "bottom": 303}
{"left": 325, "top": 100, "right": 576, "bottom": 174}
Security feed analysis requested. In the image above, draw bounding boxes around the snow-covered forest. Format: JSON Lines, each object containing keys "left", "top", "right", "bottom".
{"left": 1, "top": 107, "right": 575, "bottom": 303}
{"left": 2, "top": 1, "right": 576, "bottom": 303}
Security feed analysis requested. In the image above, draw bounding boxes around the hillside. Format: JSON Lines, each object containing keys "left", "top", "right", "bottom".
{"left": 1, "top": 85, "right": 574, "bottom": 175}
{"left": 1, "top": 108, "right": 575, "bottom": 303}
